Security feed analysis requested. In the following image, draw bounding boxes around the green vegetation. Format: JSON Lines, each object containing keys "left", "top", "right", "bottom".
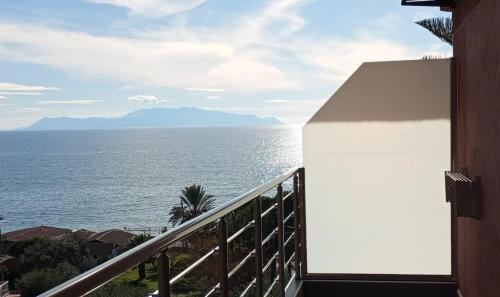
{"left": 2, "top": 184, "right": 298, "bottom": 297}
{"left": 126, "top": 234, "right": 154, "bottom": 281}
{"left": 87, "top": 282, "right": 150, "bottom": 297}
{"left": 0, "top": 266, "right": 8, "bottom": 281}
{"left": 113, "top": 262, "right": 158, "bottom": 291}
{"left": 416, "top": 17, "right": 453, "bottom": 46}
{"left": 17, "top": 238, "right": 88, "bottom": 273}
{"left": 18, "top": 262, "right": 79, "bottom": 297}
{"left": 4, "top": 237, "right": 89, "bottom": 296}
{"left": 168, "top": 184, "right": 216, "bottom": 226}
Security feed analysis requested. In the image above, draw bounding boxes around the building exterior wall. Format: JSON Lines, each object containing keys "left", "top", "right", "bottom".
{"left": 303, "top": 59, "right": 452, "bottom": 275}
{"left": 453, "top": 0, "right": 500, "bottom": 296}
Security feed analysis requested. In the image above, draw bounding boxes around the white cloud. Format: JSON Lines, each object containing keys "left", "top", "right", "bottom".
{"left": 23, "top": 107, "right": 50, "bottom": 111}
{"left": 299, "top": 38, "right": 417, "bottom": 81}
{"left": 238, "top": 0, "right": 308, "bottom": 42}
{"left": 208, "top": 58, "right": 294, "bottom": 90}
{"left": 38, "top": 100, "right": 102, "bottom": 105}
{"left": 0, "top": 22, "right": 295, "bottom": 91}
{"left": 7, "top": 107, "right": 50, "bottom": 113}
{"left": 0, "top": 83, "right": 60, "bottom": 92}
{"left": 206, "top": 95, "right": 221, "bottom": 100}
{"left": 0, "top": 92, "right": 42, "bottom": 95}
{"left": 88, "top": 0, "right": 207, "bottom": 17}
{"left": 128, "top": 94, "right": 170, "bottom": 103}
{"left": 186, "top": 88, "right": 227, "bottom": 92}
{"left": 0, "top": 0, "right": 445, "bottom": 97}
{"left": 119, "top": 85, "right": 139, "bottom": 90}
{"left": 0, "top": 96, "right": 6, "bottom": 99}
{"left": 264, "top": 99, "right": 290, "bottom": 103}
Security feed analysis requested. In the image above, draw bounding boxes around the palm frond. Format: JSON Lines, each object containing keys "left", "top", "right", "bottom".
{"left": 169, "top": 184, "right": 216, "bottom": 226}
{"left": 416, "top": 17, "right": 453, "bottom": 46}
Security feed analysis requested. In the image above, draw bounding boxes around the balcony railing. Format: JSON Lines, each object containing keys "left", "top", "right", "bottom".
{"left": 39, "top": 167, "right": 305, "bottom": 297}
{"left": 0, "top": 281, "right": 8, "bottom": 297}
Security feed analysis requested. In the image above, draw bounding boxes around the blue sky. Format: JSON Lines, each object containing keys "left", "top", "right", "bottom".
{"left": 0, "top": 0, "right": 450, "bottom": 129}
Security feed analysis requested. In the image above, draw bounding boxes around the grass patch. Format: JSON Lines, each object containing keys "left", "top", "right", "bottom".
{"left": 113, "top": 262, "right": 158, "bottom": 292}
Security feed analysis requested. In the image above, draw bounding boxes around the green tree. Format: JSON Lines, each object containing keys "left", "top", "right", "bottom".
{"left": 18, "top": 262, "right": 79, "bottom": 297}
{"left": 126, "top": 234, "right": 153, "bottom": 281}
{"left": 168, "top": 185, "right": 216, "bottom": 226}
{"left": 416, "top": 17, "right": 453, "bottom": 46}
{"left": 18, "top": 238, "right": 88, "bottom": 273}
{"left": 0, "top": 266, "right": 8, "bottom": 281}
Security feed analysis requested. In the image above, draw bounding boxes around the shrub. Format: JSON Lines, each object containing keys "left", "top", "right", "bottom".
{"left": 18, "top": 238, "right": 88, "bottom": 273}
{"left": 18, "top": 262, "right": 79, "bottom": 297}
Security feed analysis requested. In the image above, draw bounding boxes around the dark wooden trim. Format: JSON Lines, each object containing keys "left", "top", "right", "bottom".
{"left": 303, "top": 279, "right": 458, "bottom": 297}
{"left": 254, "top": 197, "right": 264, "bottom": 297}
{"left": 303, "top": 273, "right": 454, "bottom": 282}
{"left": 277, "top": 184, "right": 286, "bottom": 297}
{"left": 292, "top": 174, "right": 301, "bottom": 280}
{"left": 298, "top": 167, "right": 307, "bottom": 277}
{"left": 157, "top": 251, "right": 170, "bottom": 297}
{"left": 450, "top": 57, "right": 458, "bottom": 281}
{"left": 218, "top": 217, "right": 229, "bottom": 297}
{"left": 401, "top": 0, "right": 456, "bottom": 7}
{"left": 298, "top": 168, "right": 308, "bottom": 277}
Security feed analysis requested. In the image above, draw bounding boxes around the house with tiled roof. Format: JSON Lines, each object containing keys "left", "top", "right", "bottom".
{"left": 82, "top": 229, "right": 135, "bottom": 267}
{"left": 71, "top": 229, "right": 97, "bottom": 241}
{"left": 1, "top": 226, "right": 72, "bottom": 248}
{"left": 87, "top": 229, "right": 135, "bottom": 248}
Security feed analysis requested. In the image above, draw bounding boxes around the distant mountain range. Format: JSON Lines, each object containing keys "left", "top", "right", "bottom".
{"left": 23, "top": 107, "right": 281, "bottom": 130}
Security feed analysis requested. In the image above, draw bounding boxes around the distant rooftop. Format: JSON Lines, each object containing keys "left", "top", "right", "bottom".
{"left": 2, "top": 226, "right": 134, "bottom": 247}
{"left": 72, "top": 229, "right": 97, "bottom": 241}
{"left": 2, "top": 225, "right": 72, "bottom": 242}
{"left": 88, "top": 229, "right": 135, "bottom": 247}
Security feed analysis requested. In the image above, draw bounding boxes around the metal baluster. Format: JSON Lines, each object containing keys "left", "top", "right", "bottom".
{"left": 218, "top": 217, "right": 229, "bottom": 297}
{"left": 298, "top": 167, "right": 307, "bottom": 278}
{"left": 276, "top": 184, "right": 285, "bottom": 297}
{"left": 158, "top": 251, "right": 170, "bottom": 297}
{"left": 254, "top": 197, "right": 264, "bottom": 297}
{"left": 293, "top": 173, "right": 301, "bottom": 280}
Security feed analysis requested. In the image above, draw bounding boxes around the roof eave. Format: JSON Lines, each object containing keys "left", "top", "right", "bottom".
{"left": 401, "top": 0, "right": 456, "bottom": 8}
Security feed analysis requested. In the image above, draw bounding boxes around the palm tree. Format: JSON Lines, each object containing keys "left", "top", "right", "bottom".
{"left": 416, "top": 17, "right": 453, "bottom": 46}
{"left": 126, "top": 234, "right": 153, "bottom": 281}
{"left": 168, "top": 184, "right": 216, "bottom": 226}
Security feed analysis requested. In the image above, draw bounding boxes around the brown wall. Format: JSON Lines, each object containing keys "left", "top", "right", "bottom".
{"left": 453, "top": 0, "right": 500, "bottom": 296}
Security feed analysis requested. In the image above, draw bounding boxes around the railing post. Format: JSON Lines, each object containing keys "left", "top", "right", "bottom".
{"left": 298, "top": 167, "right": 307, "bottom": 278}
{"left": 218, "top": 217, "right": 229, "bottom": 297}
{"left": 293, "top": 173, "right": 301, "bottom": 280}
{"left": 158, "top": 251, "right": 170, "bottom": 297}
{"left": 276, "top": 184, "right": 286, "bottom": 297}
{"left": 254, "top": 197, "right": 264, "bottom": 297}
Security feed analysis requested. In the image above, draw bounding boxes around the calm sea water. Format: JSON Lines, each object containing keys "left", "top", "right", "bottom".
{"left": 0, "top": 127, "right": 301, "bottom": 233}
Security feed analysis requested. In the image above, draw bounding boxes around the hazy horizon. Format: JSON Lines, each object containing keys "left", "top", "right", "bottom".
{"left": 18, "top": 106, "right": 282, "bottom": 131}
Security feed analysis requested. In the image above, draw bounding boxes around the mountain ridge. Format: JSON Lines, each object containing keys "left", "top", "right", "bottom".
{"left": 23, "top": 107, "right": 281, "bottom": 130}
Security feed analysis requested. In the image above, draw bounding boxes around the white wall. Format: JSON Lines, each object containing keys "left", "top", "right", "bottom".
{"left": 303, "top": 59, "right": 451, "bottom": 275}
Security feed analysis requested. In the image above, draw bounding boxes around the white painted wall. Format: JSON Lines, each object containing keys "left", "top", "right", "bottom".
{"left": 303, "top": 59, "right": 451, "bottom": 275}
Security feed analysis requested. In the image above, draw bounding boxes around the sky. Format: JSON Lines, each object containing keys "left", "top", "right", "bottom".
{"left": 0, "top": 0, "right": 451, "bottom": 130}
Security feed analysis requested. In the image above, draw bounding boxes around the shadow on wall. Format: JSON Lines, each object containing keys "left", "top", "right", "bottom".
{"left": 309, "top": 59, "right": 452, "bottom": 123}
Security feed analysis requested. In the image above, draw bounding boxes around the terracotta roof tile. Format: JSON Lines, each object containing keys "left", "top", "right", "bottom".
{"left": 1, "top": 226, "right": 72, "bottom": 242}
{"left": 88, "top": 229, "right": 135, "bottom": 247}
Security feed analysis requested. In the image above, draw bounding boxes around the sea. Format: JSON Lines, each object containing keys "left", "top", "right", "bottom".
{"left": 0, "top": 126, "right": 301, "bottom": 233}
